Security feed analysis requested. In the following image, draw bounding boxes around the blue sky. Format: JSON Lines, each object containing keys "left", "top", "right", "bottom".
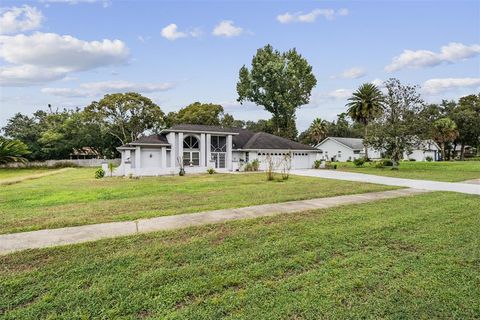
{"left": 1, "top": 0, "right": 479, "bottom": 131}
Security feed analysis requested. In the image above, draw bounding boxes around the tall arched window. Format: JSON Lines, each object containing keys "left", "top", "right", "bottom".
{"left": 183, "top": 136, "right": 200, "bottom": 166}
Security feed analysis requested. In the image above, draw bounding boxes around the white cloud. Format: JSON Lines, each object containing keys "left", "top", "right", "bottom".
{"left": 212, "top": 20, "right": 243, "bottom": 37}
{"left": 326, "top": 88, "right": 352, "bottom": 99}
{"left": 331, "top": 67, "right": 366, "bottom": 79}
{"left": 41, "top": 80, "right": 176, "bottom": 98}
{"left": 39, "top": 0, "right": 111, "bottom": 7}
{"left": 277, "top": 8, "right": 348, "bottom": 24}
{"left": 0, "top": 32, "right": 129, "bottom": 86}
{"left": 385, "top": 42, "right": 480, "bottom": 72}
{"left": 137, "top": 35, "right": 151, "bottom": 43}
{"left": 161, "top": 24, "right": 202, "bottom": 40}
{"left": 422, "top": 78, "right": 480, "bottom": 95}
{"left": 161, "top": 23, "right": 187, "bottom": 40}
{"left": 0, "top": 5, "right": 43, "bottom": 35}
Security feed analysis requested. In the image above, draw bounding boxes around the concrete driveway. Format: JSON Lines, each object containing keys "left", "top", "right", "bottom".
{"left": 292, "top": 169, "right": 480, "bottom": 195}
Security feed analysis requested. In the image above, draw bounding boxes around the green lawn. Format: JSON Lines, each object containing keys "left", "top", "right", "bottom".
{"left": 0, "top": 168, "right": 53, "bottom": 181}
{"left": 0, "top": 168, "right": 394, "bottom": 234}
{"left": 1, "top": 192, "right": 479, "bottom": 319}
{"left": 336, "top": 160, "right": 480, "bottom": 182}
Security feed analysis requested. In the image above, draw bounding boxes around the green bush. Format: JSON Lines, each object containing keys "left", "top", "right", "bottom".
{"left": 251, "top": 159, "right": 260, "bottom": 171}
{"left": 425, "top": 156, "right": 433, "bottom": 162}
{"left": 373, "top": 161, "right": 385, "bottom": 168}
{"left": 207, "top": 168, "right": 216, "bottom": 174}
{"left": 409, "top": 158, "right": 416, "bottom": 161}
{"left": 382, "top": 159, "right": 394, "bottom": 167}
{"left": 95, "top": 168, "right": 105, "bottom": 179}
{"left": 313, "top": 160, "right": 322, "bottom": 169}
{"left": 353, "top": 157, "right": 366, "bottom": 167}
{"left": 244, "top": 159, "right": 260, "bottom": 172}
{"left": 325, "top": 161, "right": 337, "bottom": 170}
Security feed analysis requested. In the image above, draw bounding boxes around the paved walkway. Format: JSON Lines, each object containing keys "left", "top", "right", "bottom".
{"left": 0, "top": 188, "right": 427, "bottom": 255}
{"left": 291, "top": 170, "right": 480, "bottom": 195}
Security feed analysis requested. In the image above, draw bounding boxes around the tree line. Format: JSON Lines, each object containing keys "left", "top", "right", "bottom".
{"left": 1, "top": 44, "right": 479, "bottom": 164}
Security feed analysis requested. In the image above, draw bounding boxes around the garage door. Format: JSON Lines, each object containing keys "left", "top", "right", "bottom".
{"left": 292, "top": 152, "right": 310, "bottom": 169}
{"left": 256, "top": 152, "right": 312, "bottom": 170}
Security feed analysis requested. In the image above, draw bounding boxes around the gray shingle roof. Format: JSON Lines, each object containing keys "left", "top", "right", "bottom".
{"left": 121, "top": 134, "right": 170, "bottom": 147}
{"left": 120, "top": 124, "right": 318, "bottom": 151}
{"left": 328, "top": 137, "right": 365, "bottom": 150}
{"left": 238, "top": 131, "right": 318, "bottom": 151}
{"left": 166, "top": 124, "right": 239, "bottom": 134}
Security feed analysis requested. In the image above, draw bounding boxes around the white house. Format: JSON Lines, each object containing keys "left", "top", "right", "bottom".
{"left": 315, "top": 137, "right": 382, "bottom": 162}
{"left": 114, "top": 124, "right": 322, "bottom": 176}
{"left": 315, "top": 137, "right": 440, "bottom": 162}
{"left": 404, "top": 140, "right": 440, "bottom": 161}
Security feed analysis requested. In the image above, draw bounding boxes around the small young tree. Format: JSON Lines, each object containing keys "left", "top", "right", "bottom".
{"left": 365, "top": 79, "right": 426, "bottom": 168}
{"left": 432, "top": 117, "right": 459, "bottom": 161}
{"left": 265, "top": 155, "right": 276, "bottom": 181}
{"left": 281, "top": 152, "right": 292, "bottom": 180}
{"left": 177, "top": 156, "right": 185, "bottom": 176}
{"left": 108, "top": 162, "right": 114, "bottom": 177}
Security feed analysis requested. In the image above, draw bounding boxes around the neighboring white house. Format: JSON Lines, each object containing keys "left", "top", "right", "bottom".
{"left": 404, "top": 140, "right": 440, "bottom": 161}
{"left": 315, "top": 137, "right": 382, "bottom": 162}
{"left": 114, "top": 124, "right": 322, "bottom": 176}
{"left": 315, "top": 137, "right": 440, "bottom": 162}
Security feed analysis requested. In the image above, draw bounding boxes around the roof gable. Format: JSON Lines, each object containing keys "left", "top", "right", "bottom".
{"left": 240, "top": 131, "right": 318, "bottom": 151}
{"left": 317, "top": 137, "right": 364, "bottom": 150}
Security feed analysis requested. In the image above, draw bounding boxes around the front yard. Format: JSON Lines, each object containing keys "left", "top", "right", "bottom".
{"left": 1, "top": 192, "right": 479, "bottom": 318}
{"left": 336, "top": 160, "right": 480, "bottom": 182}
{"left": 0, "top": 168, "right": 394, "bottom": 234}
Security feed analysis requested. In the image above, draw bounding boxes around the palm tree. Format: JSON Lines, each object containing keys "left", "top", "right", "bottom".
{"left": 432, "top": 117, "right": 458, "bottom": 161}
{"left": 308, "top": 118, "right": 329, "bottom": 145}
{"left": 0, "top": 138, "right": 30, "bottom": 164}
{"left": 346, "top": 83, "right": 384, "bottom": 160}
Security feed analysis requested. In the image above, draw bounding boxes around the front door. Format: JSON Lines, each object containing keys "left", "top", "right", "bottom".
{"left": 211, "top": 153, "right": 226, "bottom": 168}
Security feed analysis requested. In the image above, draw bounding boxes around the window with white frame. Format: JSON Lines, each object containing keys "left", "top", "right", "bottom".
{"left": 183, "top": 136, "right": 200, "bottom": 166}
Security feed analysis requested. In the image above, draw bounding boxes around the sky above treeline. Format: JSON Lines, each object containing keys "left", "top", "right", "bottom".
{"left": 0, "top": 0, "right": 479, "bottom": 131}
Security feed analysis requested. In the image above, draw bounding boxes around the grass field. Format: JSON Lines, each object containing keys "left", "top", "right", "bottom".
{"left": 1, "top": 192, "right": 479, "bottom": 319}
{"left": 0, "top": 168, "right": 395, "bottom": 234}
{"left": 0, "top": 168, "right": 53, "bottom": 180}
{"left": 336, "top": 160, "right": 480, "bottom": 182}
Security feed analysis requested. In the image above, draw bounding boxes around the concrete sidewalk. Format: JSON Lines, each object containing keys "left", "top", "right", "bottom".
{"left": 291, "top": 169, "right": 480, "bottom": 195}
{"left": 0, "top": 188, "right": 426, "bottom": 255}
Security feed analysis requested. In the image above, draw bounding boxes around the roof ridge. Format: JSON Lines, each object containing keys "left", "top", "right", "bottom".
{"left": 243, "top": 132, "right": 262, "bottom": 149}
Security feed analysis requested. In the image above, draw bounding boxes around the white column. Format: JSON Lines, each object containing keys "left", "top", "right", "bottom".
{"left": 226, "top": 134, "right": 233, "bottom": 170}
{"left": 206, "top": 133, "right": 211, "bottom": 166}
{"left": 178, "top": 132, "right": 184, "bottom": 163}
{"left": 161, "top": 147, "right": 167, "bottom": 169}
{"left": 169, "top": 133, "right": 176, "bottom": 169}
{"left": 135, "top": 146, "right": 141, "bottom": 169}
{"left": 200, "top": 133, "right": 206, "bottom": 167}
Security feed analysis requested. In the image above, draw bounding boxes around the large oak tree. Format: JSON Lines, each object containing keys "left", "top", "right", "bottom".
{"left": 237, "top": 44, "right": 317, "bottom": 139}
{"left": 85, "top": 92, "right": 164, "bottom": 145}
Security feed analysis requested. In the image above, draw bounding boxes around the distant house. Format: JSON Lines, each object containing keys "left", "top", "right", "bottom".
{"left": 315, "top": 137, "right": 440, "bottom": 162}
{"left": 315, "top": 137, "right": 382, "bottom": 162}
{"left": 114, "top": 124, "right": 321, "bottom": 176}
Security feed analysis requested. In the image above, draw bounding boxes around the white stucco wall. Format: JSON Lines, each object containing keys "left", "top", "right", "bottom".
{"left": 317, "top": 139, "right": 382, "bottom": 162}
{"left": 317, "top": 139, "right": 356, "bottom": 161}
{"left": 240, "top": 150, "right": 318, "bottom": 170}
{"left": 404, "top": 150, "right": 437, "bottom": 161}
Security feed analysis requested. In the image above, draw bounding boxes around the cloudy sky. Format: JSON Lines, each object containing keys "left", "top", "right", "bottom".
{"left": 0, "top": 0, "right": 479, "bottom": 131}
